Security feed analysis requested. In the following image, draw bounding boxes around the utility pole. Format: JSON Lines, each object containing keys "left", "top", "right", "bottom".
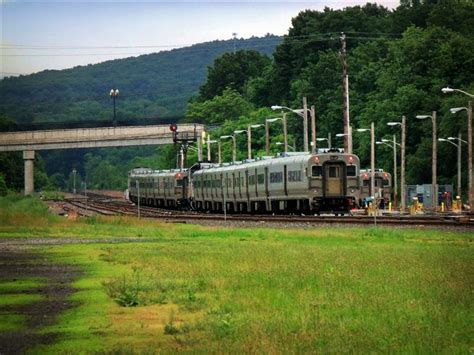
{"left": 432, "top": 111, "right": 437, "bottom": 210}
{"left": 392, "top": 134, "right": 398, "bottom": 209}
{"left": 207, "top": 134, "right": 211, "bottom": 161}
{"left": 458, "top": 132, "right": 462, "bottom": 198}
{"left": 283, "top": 113, "right": 288, "bottom": 154}
{"left": 311, "top": 105, "right": 316, "bottom": 154}
{"left": 468, "top": 101, "right": 473, "bottom": 209}
{"left": 197, "top": 133, "right": 202, "bottom": 161}
{"left": 401, "top": 115, "right": 406, "bottom": 213}
{"left": 247, "top": 125, "right": 252, "bottom": 160}
{"left": 340, "top": 33, "right": 350, "bottom": 154}
{"left": 303, "top": 97, "right": 309, "bottom": 152}
{"left": 218, "top": 141, "right": 222, "bottom": 164}
{"left": 265, "top": 120, "right": 270, "bottom": 155}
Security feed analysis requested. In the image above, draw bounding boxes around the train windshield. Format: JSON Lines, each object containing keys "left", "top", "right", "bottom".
{"left": 176, "top": 180, "right": 184, "bottom": 187}
{"left": 347, "top": 166, "right": 356, "bottom": 176}
{"left": 312, "top": 166, "right": 322, "bottom": 177}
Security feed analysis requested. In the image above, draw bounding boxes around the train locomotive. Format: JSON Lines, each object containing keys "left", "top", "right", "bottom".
{"left": 128, "top": 149, "right": 361, "bottom": 215}
{"left": 359, "top": 169, "right": 392, "bottom": 208}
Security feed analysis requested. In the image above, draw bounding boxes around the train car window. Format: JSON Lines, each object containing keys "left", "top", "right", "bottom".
{"left": 257, "top": 174, "right": 264, "bottom": 185}
{"left": 363, "top": 180, "right": 370, "bottom": 187}
{"left": 347, "top": 166, "right": 356, "bottom": 176}
{"left": 288, "top": 170, "right": 302, "bottom": 182}
{"left": 270, "top": 172, "right": 283, "bottom": 183}
{"left": 312, "top": 166, "right": 322, "bottom": 177}
{"left": 329, "top": 167, "right": 339, "bottom": 178}
{"left": 383, "top": 179, "right": 390, "bottom": 186}
{"left": 249, "top": 175, "right": 255, "bottom": 185}
{"left": 176, "top": 180, "right": 183, "bottom": 187}
{"left": 375, "top": 178, "right": 383, "bottom": 187}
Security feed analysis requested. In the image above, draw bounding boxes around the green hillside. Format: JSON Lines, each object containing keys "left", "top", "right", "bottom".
{"left": 0, "top": 35, "right": 280, "bottom": 126}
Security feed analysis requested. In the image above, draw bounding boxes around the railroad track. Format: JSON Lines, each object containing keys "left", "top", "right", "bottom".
{"left": 62, "top": 194, "right": 474, "bottom": 227}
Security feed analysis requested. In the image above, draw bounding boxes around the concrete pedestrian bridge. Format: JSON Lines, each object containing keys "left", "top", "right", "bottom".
{"left": 0, "top": 124, "right": 204, "bottom": 195}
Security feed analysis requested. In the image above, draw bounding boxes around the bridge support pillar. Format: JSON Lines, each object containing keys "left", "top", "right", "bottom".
{"left": 23, "top": 150, "right": 35, "bottom": 196}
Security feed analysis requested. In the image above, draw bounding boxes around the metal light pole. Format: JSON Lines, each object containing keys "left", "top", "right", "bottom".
{"left": 234, "top": 130, "right": 248, "bottom": 160}
{"left": 271, "top": 98, "right": 313, "bottom": 153}
{"left": 136, "top": 180, "right": 140, "bottom": 218}
{"left": 377, "top": 137, "right": 400, "bottom": 208}
{"left": 388, "top": 118, "right": 406, "bottom": 211}
{"left": 439, "top": 135, "right": 467, "bottom": 198}
{"left": 443, "top": 87, "right": 473, "bottom": 208}
{"left": 218, "top": 140, "right": 222, "bottom": 164}
{"left": 450, "top": 102, "right": 473, "bottom": 208}
{"left": 417, "top": 112, "right": 437, "bottom": 210}
{"left": 357, "top": 123, "right": 376, "bottom": 201}
{"left": 206, "top": 136, "right": 218, "bottom": 162}
{"left": 276, "top": 142, "right": 295, "bottom": 152}
{"left": 72, "top": 168, "right": 77, "bottom": 194}
{"left": 109, "top": 89, "right": 119, "bottom": 127}
{"left": 219, "top": 135, "right": 234, "bottom": 163}
{"left": 265, "top": 118, "right": 283, "bottom": 155}
{"left": 248, "top": 124, "right": 264, "bottom": 160}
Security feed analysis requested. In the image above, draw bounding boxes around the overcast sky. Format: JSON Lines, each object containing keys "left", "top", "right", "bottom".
{"left": 1, "top": 1, "right": 399, "bottom": 76}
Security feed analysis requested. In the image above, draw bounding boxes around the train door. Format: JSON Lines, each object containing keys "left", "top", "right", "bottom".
{"left": 324, "top": 162, "right": 345, "bottom": 196}
{"left": 284, "top": 165, "right": 288, "bottom": 196}
{"left": 238, "top": 172, "right": 242, "bottom": 199}
{"left": 255, "top": 168, "right": 258, "bottom": 197}
{"left": 264, "top": 167, "right": 269, "bottom": 198}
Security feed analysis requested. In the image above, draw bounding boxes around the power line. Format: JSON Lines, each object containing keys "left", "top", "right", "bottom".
{"left": 1, "top": 34, "right": 397, "bottom": 58}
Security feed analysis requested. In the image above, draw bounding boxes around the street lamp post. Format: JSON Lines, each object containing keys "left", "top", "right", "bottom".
{"left": 248, "top": 124, "right": 264, "bottom": 160}
{"left": 271, "top": 96, "right": 314, "bottom": 153}
{"left": 316, "top": 133, "right": 332, "bottom": 149}
{"left": 450, "top": 103, "right": 473, "bottom": 208}
{"left": 276, "top": 142, "right": 295, "bottom": 152}
{"left": 219, "top": 135, "right": 235, "bottom": 163}
{"left": 443, "top": 87, "right": 473, "bottom": 208}
{"left": 72, "top": 168, "right": 77, "bottom": 194}
{"left": 439, "top": 134, "right": 467, "bottom": 198}
{"left": 265, "top": 118, "right": 283, "bottom": 155}
{"left": 234, "top": 129, "right": 248, "bottom": 160}
{"left": 416, "top": 112, "right": 437, "bottom": 210}
{"left": 387, "top": 117, "right": 406, "bottom": 212}
{"left": 377, "top": 136, "right": 400, "bottom": 208}
{"left": 206, "top": 135, "right": 218, "bottom": 162}
{"left": 109, "top": 89, "right": 119, "bottom": 127}
{"left": 357, "top": 123, "right": 376, "bottom": 203}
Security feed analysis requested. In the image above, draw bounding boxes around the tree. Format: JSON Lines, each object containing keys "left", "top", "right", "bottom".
{"left": 198, "top": 50, "right": 271, "bottom": 101}
{"left": 186, "top": 88, "right": 253, "bottom": 125}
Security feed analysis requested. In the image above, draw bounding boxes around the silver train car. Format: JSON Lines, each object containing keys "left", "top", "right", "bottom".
{"left": 128, "top": 168, "right": 189, "bottom": 208}
{"left": 192, "top": 150, "right": 360, "bottom": 214}
{"left": 359, "top": 168, "right": 392, "bottom": 207}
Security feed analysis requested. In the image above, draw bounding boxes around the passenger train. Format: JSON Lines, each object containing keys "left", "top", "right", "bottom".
{"left": 129, "top": 149, "right": 362, "bottom": 215}
{"left": 359, "top": 169, "right": 392, "bottom": 207}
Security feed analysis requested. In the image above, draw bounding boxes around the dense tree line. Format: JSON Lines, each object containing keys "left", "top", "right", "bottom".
{"left": 186, "top": 1, "right": 474, "bottom": 198}
{"left": 1, "top": 1, "right": 473, "bottom": 195}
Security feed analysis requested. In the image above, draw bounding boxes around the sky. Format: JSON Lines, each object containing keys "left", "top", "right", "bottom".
{"left": 1, "top": 1, "right": 399, "bottom": 77}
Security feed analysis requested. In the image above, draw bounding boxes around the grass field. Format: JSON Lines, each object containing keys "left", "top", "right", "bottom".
{"left": 0, "top": 195, "right": 473, "bottom": 353}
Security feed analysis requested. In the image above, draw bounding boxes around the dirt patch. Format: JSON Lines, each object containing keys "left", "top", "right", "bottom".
{"left": 0, "top": 246, "right": 81, "bottom": 354}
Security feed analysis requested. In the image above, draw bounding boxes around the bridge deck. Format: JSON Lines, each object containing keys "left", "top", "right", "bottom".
{"left": 0, "top": 124, "right": 204, "bottom": 151}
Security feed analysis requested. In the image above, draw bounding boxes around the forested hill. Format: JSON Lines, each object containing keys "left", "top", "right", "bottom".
{"left": 0, "top": 35, "right": 281, "bottom": 126}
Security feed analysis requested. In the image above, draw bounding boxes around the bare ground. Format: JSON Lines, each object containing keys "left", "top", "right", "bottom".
{"left": 0, "top": 243, "right": 81, "bottom": 354}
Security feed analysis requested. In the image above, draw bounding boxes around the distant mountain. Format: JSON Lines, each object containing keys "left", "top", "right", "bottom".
{"left": 0, "top": 35, "right": 281, "bottom": 127}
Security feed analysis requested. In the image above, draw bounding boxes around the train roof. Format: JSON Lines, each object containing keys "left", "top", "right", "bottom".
{"left": 129, "top": 168, "right": 189, "bottom": 177}
{"left": 193, "top": 151, "right": 359, "bottom": 175}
